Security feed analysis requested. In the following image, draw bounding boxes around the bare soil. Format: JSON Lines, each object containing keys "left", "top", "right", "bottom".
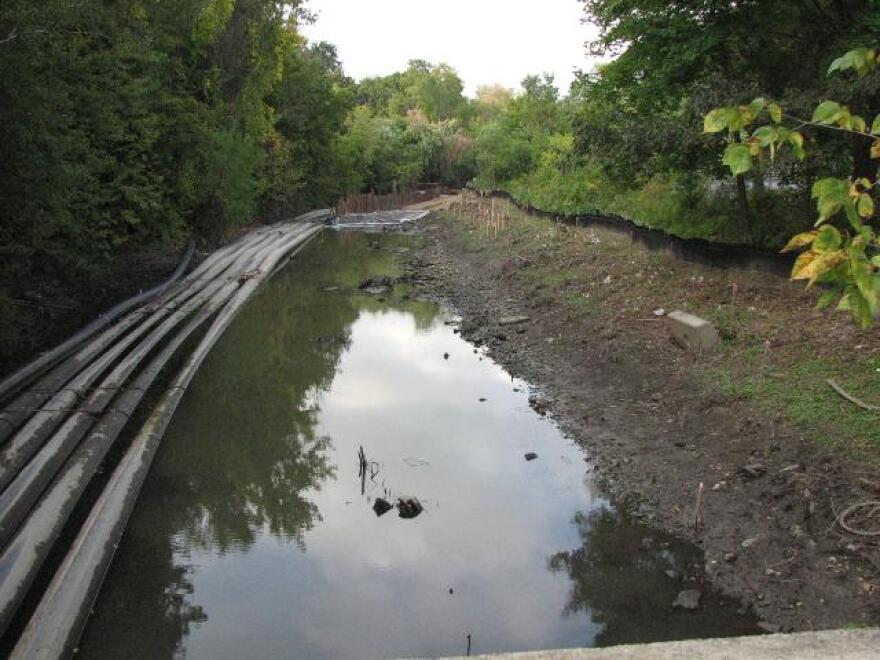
{"left": 409, "top": 196, "right": 880, "bottom": 632}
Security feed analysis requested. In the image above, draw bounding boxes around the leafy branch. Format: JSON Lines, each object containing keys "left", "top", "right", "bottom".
{"left": 704, "top": 47, "right": 880, "bottom": 328}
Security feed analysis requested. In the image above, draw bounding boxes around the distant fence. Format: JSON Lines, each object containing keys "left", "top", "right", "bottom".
{"left": 335, "top": 187, "right": 445, "bottom": 215}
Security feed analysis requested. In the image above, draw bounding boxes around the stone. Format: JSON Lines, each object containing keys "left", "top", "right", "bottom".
{"left": 528, "top": 395, "right": 551, "bottom": 416}
{"left": 672, "top": 589, "right": 702, "bottom": 610}
{"left": 741, "top": 536, "right": 760, "bottom": 549}
{"left": 525, "top": 452, "right": 538, "bottom": 461}
{"left": 757, "top": 621, "right": 782, "bottom": 634}
{"left": 397, "top": 496, "right": 423, "bottom": 519}
{"left": 723, "top": 552, "right": 738, "bottom": 563}
{"left": 665, "top": 569, "right": 681, "bottom": 580}
{"left": 667, "top": 310, "right": 720, "bottom": 352}
{"left": 739, "top": 463, "right": 767, "bottom": 479}
{"left": 498, "top": 315, "right": 530, "bottom": 326}
{"left": 372, "top": 498, "right": 393, "bottom": 517}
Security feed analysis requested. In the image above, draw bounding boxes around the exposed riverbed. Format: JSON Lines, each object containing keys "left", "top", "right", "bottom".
{"left": 76, "top": 231, "right": 757, "bottom": 659}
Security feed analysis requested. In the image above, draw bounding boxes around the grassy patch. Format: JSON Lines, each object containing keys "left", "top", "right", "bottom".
{"left": 708, "top": 354, "right": 880, "bottom": 458}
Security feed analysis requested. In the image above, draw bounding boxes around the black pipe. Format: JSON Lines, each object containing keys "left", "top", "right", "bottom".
{"left": 0, "top": 240, "right": 196, "bottom": 405}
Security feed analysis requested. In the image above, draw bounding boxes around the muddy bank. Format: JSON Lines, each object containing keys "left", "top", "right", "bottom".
{"left": 408, "top": 209, "right": 879, "bottom": 632}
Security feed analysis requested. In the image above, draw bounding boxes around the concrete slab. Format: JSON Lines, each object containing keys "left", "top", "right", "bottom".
{"left": 667, "top": 309, "right": 720, "bottom": 351}
{"left": 430, "top": 628, "right": 880, "bottom": 659}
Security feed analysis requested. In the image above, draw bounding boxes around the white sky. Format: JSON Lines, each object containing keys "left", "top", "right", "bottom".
{"left": 301, "top": 1, "right": 597, "bottom": 97}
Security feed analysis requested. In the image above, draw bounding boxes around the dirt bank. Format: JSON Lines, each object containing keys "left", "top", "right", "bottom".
{"left": 409, "top": 196, "right": 879, "bottom": 632}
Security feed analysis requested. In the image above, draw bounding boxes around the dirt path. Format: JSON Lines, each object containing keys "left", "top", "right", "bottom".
{"left": 408, "top": 202, "right": 880, "bottom": 632}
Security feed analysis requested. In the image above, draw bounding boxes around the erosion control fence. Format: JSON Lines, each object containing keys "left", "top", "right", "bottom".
{"left": 475, "top": 189, "right": 795, "bottom": 277}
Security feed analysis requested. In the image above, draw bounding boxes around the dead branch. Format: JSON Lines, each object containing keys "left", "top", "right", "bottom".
{"left": 827, "top": 379, "right": 880, "bottom": 412}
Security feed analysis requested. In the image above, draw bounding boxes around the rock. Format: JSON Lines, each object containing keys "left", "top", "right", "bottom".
{"left": 528, "top": 395, "right": 551, "bottom": 415}
{"left": 723, "top": 552, "right": 738, "bottom": 563}
{"left": 667, "top": 310, "right": 720, "bottom": 352}
{"left": 665, "top": 569, "right": 681, "bottom": 580}
{"left": 372, "top": 498, "right": 393, "bottom": 517}
{"left": 358, "top": 276, "right": 394, "bottom": 295}
{"left": 397, "top": 496, "right": 423, "bottom": 519}
{"left": 741, "top": 536, "right": 760, "bottom": 549}
{"left": 498, "top": 315, "right": 530, "bottom": 326}
{"left": 757, "top": 622, "right": 781, "bottom": 634}
{"left": 525, "top": 452, "right": 538, "bottom": 461}
{"left": 672, "top": 589, "right": 702, "bottom": 610}
{"left": 653, "top": 308, "right": 666, "bottom": 317}
{"left": 739, "top": 463, "right": 767, "bottom": 479}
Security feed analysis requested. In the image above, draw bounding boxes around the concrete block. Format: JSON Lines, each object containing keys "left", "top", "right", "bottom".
{"left": 667, "top": 310, "right": 719, "bottom": 351}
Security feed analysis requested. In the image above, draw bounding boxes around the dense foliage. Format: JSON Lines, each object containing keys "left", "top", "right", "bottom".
{"left": 469, "top": 0, "right": 880, "bottom": 251}
{"left": 0, "top": 2, "right": 476, "bottom": 289}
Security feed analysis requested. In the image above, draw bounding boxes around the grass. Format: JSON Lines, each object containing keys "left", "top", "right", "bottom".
{"left": 709, "top": 353, "right": 880, "bottom": 458}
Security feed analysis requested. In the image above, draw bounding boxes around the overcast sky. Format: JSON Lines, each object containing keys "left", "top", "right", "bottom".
{"left": 301, "top": 1, "right": 597, "bottom": 97}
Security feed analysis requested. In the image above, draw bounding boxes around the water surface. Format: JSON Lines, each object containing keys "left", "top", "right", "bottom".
{"left": 77, "top": 232, "right": 756, "bottom": 658}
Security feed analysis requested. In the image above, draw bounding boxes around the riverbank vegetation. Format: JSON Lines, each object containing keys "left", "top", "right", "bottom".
{"left": 2, "top": 0, "right": 879, "bottom": 348}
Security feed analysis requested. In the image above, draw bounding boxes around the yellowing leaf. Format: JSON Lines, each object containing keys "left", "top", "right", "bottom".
{"left": 704, "top": 108, "right": 731, "bottom": 133}
{"left": 792, "top": 249, "right": 847, "bottom": 285}
{"left": 769, "top": 103, "right": 783, "bottom": 124}
{"left": 872, "top": 140, "right": 880, "bottom": 159}
{"left": 781, "top": 231, "right": 817, "bottom": 253}
{"left": 792, "top": 250, "right": 817, "bottom": 278}
{"left": 858, "top": 193, "right": 875, "bottom": 218}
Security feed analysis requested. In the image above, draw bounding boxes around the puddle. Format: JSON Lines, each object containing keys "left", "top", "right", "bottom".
{"left": 76, "top": 232, "right": 757, "bottom": 659}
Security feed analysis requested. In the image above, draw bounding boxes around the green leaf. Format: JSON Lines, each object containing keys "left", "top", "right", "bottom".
{"left": 812, "top": 100, "right": 841, "bottom": 124}
{"left": 812, "top": 178, "right": 850, "bottom": 222}
{"left": 813, "top": 225, "right": 842, "bottom": 252}
{"left": 722, "top": 142, "right": 752, "bottom": 176}
{"left": 871, "top": 255, "right": 880, "bottom": 267}
{"left": 812, "top": 177, "right": 845, "bottom": 198}
{"left": 852, "top": 115, "right": 867, "bottom": 133}
{"left": 872, "top": 115, "right": 880, "bottom": 135}
{"left": 816, "top": 289, "right": 839, "bottom": 310}
{"left": 753, "top": 125, "right": 776, "bottom": 147}
{"left": 853, "top": 260, "right": 878, "bottom": 311}
{"left": 747, "top": 98, "right": 765, "bottom": 119}
{"left": 849, "top": 288, "right": 874, "bottom": 328}
{"left": 828, "top": 51, "right": 854, "bottom": 75}
{"left": 872, "top": 140, "right": 880, "bottom": 159}
{"left": 769, "top": 103, "right": 783, "bottom": 124}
